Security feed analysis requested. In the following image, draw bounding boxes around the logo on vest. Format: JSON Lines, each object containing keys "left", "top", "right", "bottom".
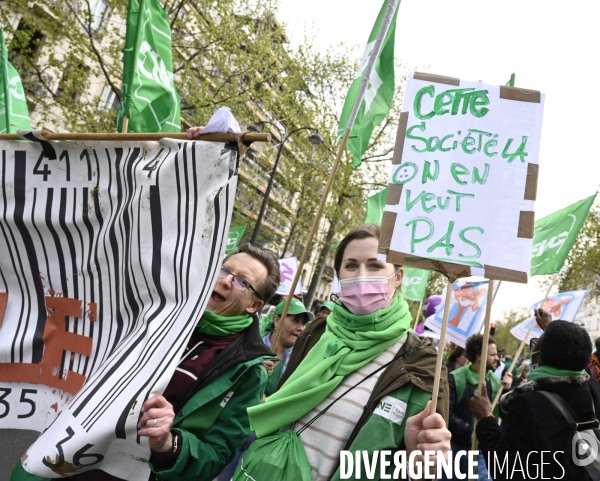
{"left": 220, "top": 391, "right": 235, "bottom": 408}
{"left": 373, "top": 395, "right": 407, "bottom": 426}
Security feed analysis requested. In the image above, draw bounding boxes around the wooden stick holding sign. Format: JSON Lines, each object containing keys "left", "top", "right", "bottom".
{"left": 471, "top": 279, "right": 495, "bottom": 450}
{"left": 430, "top": 283, "right": 453, "bottom": 414}
{"left": 270, "top": 129, "right": 350, "bottom": 352}
{"left": 490, "top": 274, "right": 557, "bottom": 411}
{"left": 412, "top": 299, "right": 424, "bottom": 331}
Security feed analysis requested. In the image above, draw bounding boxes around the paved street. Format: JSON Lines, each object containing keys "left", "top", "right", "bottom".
{"left": 0, "top": 429, "right": 39, "bottom": 480}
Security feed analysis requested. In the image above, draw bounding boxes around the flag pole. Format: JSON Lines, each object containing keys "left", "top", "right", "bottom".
{"left": 1, "top": 29, "right": 11, "bottom": 134}
{"left": 271, "top": 0, "right": 400, "bottom": 354}
{"left": 472, "top": 279, "right": 495, "bottom": 451}
{"left": 0, "top": 131, "right": 270, "bottom": 143}
{"left": 122, "top": 116, "right": 129, "bottom": 134}
{"left": 490, "top": 273, "right": 558, "bottom": 411}
{"left": 430, "top": 281, "right": 453, "bottom": 414}
{"left": 412, "top": 299, "right": 423, "bottom": 330}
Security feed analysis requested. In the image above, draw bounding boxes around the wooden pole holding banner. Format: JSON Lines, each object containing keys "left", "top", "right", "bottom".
{"left": 430, "top": 281, "right": 453, "bottom": 414}
{"left": 471, "top": 279, "right": 495, "bottom": 451}
{"left": 490, "top": 273, "right": 558, "bottom": 411}
{"left": 271, "top": 0, "right": 399, "bottom": 354}
{"left": 412, "top": 299, "right": 424, "bottom": 331}
{"left": 0, "top": 130, "right": 271, "bottom": 143}
{"left": 122, "top": 116, "right": 129, "bottom": 134}
{"left": 270, "top": 129, "right": 351, "bottom": 352}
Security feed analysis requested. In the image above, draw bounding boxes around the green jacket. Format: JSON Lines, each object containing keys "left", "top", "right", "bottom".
{"left": 11, "top": 317, "right": 276, "bottom": 481}
{"left": 279, "top": 316, "right": 450, "bottom": 481}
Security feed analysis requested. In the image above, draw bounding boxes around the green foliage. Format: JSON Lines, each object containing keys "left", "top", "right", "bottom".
{"left": 2, "top": 0, "right": 405, "bottom": 259}
{"left": 493, "top": 307, "right": 531, "bottom": 358}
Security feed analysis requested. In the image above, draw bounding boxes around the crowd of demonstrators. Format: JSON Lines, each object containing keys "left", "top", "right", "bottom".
{"left": 12, "top": 244, "right": 281, "bottom": 481}
{"left": 242, "top": 224, "right": 452, "bottom": 480}
{"left": 470, "top": 309, "right": 600, "bottom": 481}
{"left": 444, "top": 334, "right": 512, "bottom": 481}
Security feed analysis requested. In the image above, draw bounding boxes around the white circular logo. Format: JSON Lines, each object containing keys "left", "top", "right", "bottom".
{"left": 572, "top": 432, "right": 599, "bottom": 467}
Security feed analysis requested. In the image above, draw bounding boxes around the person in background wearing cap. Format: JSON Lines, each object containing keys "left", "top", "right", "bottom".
{"left": 314, "top": 300, "right": 337, "bottom": 323}
{"left": 262, "top": 298, "right": 314, "bottom": 396}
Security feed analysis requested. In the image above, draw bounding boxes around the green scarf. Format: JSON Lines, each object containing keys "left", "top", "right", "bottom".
{"left": 450, "top": 363, "right": 501, "bottom": 409}
{"left": 197, "top": 309, "right": 253, "bottom": 336}
{"left": 527, "top": 365, "right": 585, "bottom": 382}
{"left": 249, "top": 294, "right": 412, "bottom": 438}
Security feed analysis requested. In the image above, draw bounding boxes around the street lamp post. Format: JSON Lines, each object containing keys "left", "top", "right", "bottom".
{"left": 248, "top": 122, "right": 323, "bottom": 245}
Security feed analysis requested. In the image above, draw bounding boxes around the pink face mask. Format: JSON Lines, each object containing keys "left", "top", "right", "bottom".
{"left": 339, "top": 274, "right": 396, "bottom": 315}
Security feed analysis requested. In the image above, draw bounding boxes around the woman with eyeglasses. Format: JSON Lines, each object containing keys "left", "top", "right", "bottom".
{"left": 237, "top": 225, "right": 451, "bottom": 480}
{"left": 469, "top": 309, "right": 600, "bottom": 481}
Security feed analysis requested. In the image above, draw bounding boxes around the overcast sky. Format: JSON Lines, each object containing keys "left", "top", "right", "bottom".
{"left": 276, "top": 0, "right": 600, "bottom": 320}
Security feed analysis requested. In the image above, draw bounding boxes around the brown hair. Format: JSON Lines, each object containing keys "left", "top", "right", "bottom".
{"left": 226, "top": 243, "right": 280, "bottom": 302}
{"left": 334, "top": 224, "right": 400, "bottom": 276}
{"left": 465, "top": 334, "right": 496, "bottom": 363}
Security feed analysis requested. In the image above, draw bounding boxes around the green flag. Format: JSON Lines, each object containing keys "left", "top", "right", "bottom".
{"left": 117, "top": 0, "right": 181, "bottom": 133}
{"left": 226, "top": 225, "right": 247, "bottom": 255}
{"left": 364, "top": 188, "right": 388, "bottom": 224}
{"left": 401, "top": 267, "right": 429, "bottom": 302}
{"left": 506, "top": 73, "right": 516, "bottom": 87}
{"left": 530, "top": 194, "right": 597, "bottom": 276}
{"left": 338, "top": 0, "right": 400, "bottom": 169}
{"left": 0, "top": 28, "right": 31, "bottom": 133}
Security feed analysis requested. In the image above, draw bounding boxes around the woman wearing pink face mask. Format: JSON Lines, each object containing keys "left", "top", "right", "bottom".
{"left": 244, "top": 225, "right": 451, "bottom": 481}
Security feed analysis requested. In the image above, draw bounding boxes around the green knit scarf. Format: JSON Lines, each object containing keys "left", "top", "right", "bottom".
{"left": 197, "top": 309, "right": 253, "bottom": 336}
{"left": 248, "top": 294, "right": 412, "bottom": 438}
{"left": 527, "top": 365, "right": 585, "bottom": 382}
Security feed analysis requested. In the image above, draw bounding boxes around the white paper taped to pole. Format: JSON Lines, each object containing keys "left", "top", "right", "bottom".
{"left": 0, "top": 138, "right": 238, "bottom": 478}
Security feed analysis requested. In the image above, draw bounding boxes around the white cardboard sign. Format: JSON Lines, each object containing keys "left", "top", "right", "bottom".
{"left": 380, "top": 72, "right": 545, "bottom": 283}
{"left": 275, "top": 257, "right": 303, "bottom": 296}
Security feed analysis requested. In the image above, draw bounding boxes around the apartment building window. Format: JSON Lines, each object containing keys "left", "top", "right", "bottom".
{"left": 9, "top": 20, "right": 45, "bottom": 65}
{"left": 55, "top": 60, "right": 89, "bottom": 101}
{"left": 88, "top": 0, "right": 111, "bottom": 34}
{"left": 99, "top": 85, "right": 120, "bottom": 111}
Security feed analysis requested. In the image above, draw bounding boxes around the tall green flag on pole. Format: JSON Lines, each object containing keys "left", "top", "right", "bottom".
{"left": 364, "top": 187, "right": 388, "bottom": 224}
{"left": 338, "top": 0, "right": 400, "bottom": 169}
{"left": 0, "top": 28, "right": 31, "bottom": 133}
{"left": 226, "top": 225, "right": 247, "bottom": 255}
{"left": 530, "top": 193, "right": 597, "bottom": 276}
{"left": 117, "top": 0, "right": 181, "bottom": 133}
{"left": 401, "top": 267, "right": 430, "bottom": 302}
{"left": 506, "top": 73, "right": 516, "bottom": 87}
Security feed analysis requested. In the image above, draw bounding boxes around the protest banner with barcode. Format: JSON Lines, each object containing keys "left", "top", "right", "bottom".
{"left": 379, "top": 72, "right": 545, "bottom": 283}
{"left": 0, "top": 138, "right": 238, "bottom": 479}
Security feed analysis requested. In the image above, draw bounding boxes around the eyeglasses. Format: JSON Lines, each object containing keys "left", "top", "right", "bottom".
{"left": 529, "top": 337, "right": 539, "bottom": 350}
{"left": 218, "top": 266, "right": 262, "bottom": 300}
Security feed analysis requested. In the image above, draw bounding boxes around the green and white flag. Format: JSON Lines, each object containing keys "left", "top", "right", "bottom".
{"left": 530, "top": 194, "right": 596, "bottom": 276}
{"left": 0, "top": 28, "right": 31, "bottom": 133}
{"left": 364, "top": 188, "right": 388, "bottom": 224}
{"left": 338, "top": 0, "right": 400, "bottom": 169}
{"left": 401, "top": 267, "right": 429, "bottom": 302}
{"left": 226, "top": 224, "right": 247, "bottom": 255}
{"left": 117, "top": 0, "right": 181, "bottom": 133}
